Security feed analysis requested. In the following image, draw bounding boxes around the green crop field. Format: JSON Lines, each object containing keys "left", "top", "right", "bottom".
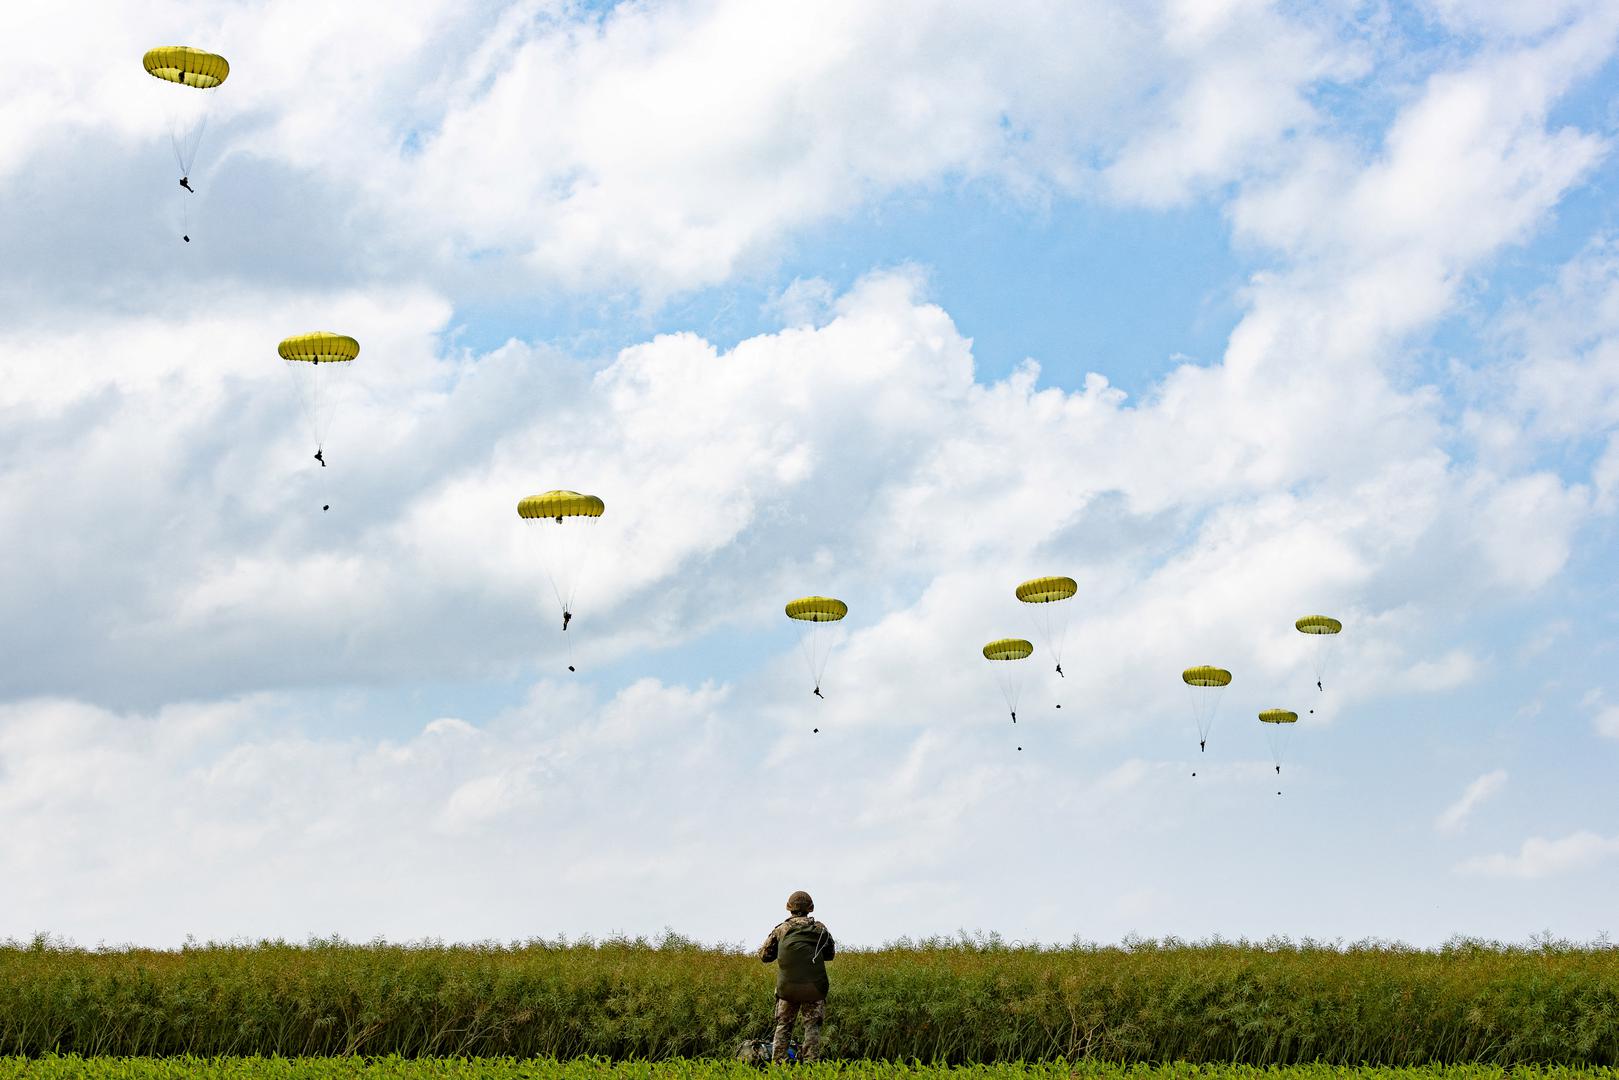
{"left": 4, "top": 936, "right": 1619, "bottom": 1066}
{"left": 2, "top": 1060, "right": 1619, "bottom": 1079}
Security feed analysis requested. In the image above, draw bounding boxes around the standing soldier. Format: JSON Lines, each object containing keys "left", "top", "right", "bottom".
{"left": 758, "top": 890, "right": 835, "bottom": 1063}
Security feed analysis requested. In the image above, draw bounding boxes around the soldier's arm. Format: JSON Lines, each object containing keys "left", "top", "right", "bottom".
{"left": 757, "top": 925, "right": 780, "bottom": 963}
{"left": 820, "top": 926, "right": 835, "bottom": 961}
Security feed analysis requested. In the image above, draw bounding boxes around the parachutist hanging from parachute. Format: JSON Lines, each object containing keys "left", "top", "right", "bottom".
{"left": 1015, "top": 576, "right": 1076, "bottom": 684}
{"left": 1260, "top": 709, "right": 1298, "bottom": 793}
{"left": 786, "top": 597, "right": 848, "bottom": 705}
{"left": 142, "top": 46, "right": 228, "bottom": 243}
{"left": 519, "top": 491, "right": 605, "bottom": 672}
{"left": 278, "top": 331, "right": 358, "bottom": 510}
{"left": 1295, "top": 615, "right": 1342, "bottom": 694}
{"left": 1182, "top": 665, "right": 1232, "bottom": 753}
{"left": 984, "top": 638, "right": 1034, "bottom": 727}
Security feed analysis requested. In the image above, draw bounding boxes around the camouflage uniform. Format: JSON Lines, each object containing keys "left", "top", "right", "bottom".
{"left": 759, "top": 911, "right": 835, "bottom": 1063}
{"left": 772, "top": 997, "right": 824, "bottom": 1062}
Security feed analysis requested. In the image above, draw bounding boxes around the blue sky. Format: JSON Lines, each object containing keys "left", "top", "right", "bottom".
{"left": 1, "top": 0, "right": 1618, "bottom": 949}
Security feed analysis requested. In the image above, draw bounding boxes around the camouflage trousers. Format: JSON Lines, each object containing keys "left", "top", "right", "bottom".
{"left": 772, "top": 996, "right": 825, "bottom": 1062}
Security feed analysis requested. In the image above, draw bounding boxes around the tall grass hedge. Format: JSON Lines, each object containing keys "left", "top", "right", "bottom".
{"left": 2, "top": 934, "right": 1616, "bottom": 1064}
{"left": 2, "top": 1059, "right": 1617, "bottom": 1078}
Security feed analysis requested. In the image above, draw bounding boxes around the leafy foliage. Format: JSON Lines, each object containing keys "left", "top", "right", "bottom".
{"left": 2, "top": 936, "right": 1617, "bottom": 1064}
{"left": 1, "top": 1058, "right": 1617, "bottom": 1078}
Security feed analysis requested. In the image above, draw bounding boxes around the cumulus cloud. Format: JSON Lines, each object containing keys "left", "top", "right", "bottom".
{"left": 1436, "top": 769, "right": 1507, "bottom": 833}
{"left": 0, "top": 0, "right": 1361, "bottom": 305}
{"left": 0, "top": 262, "right": 1575, "bottom": 723}
{"left": 1459, "top": 831, "right": 1619, "bottom": 879}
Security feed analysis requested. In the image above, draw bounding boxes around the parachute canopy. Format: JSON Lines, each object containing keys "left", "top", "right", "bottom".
{"left": 983, "top": 638, "right": 1034, "bottom": 661}
{"left": 1295, "top": 615, "right": 1342, "bottom": 635}
{"left": 1015, "top": 576, "right": 1077, "bottom": 604}
{"left": 786, "top": 597, "right": 847, "bottom": 622}
{"left": 1259, "top": 709, "right": 1298, "bottom": 724}
{"left": 1182, "top": 665, "right": 1232, "bottom": 687}
{"left": 143, "top": 46, "right": 230, "bottom": 89}
{"left": 518, "top": 491, "right": 606, "bottom": 519}
{"left": 278, "top": 332, "right": 360, "bottom": 364}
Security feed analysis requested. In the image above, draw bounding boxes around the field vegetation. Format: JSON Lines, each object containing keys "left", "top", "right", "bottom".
{"left": 3, "top": 934, "right": 1617, "bottom": 1065}
{"left": 2, "top": 1061, "right": 1618, "bottom": 1079}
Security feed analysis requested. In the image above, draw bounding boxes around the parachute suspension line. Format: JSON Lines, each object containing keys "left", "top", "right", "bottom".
{"left": 1027, "top": 601, "right": 1067, "bottom": 709}
{"left": 795, "top": 620, "right": 831, "bottom": 695}
{"left": 1185, "top": 681, "right": 1226, "bottom": 751}
{"left": 1312, "top": 632, "right": 1340, "bottom": 692}
{"left": 283, "top": 357, "right": 339, "bottom": 459}
{"left": 1035, "top": 602, "right": 1067, "bottom": 675}
{"left": 170, "top": 109, "right": 210, "bottom": 181}
{"left": 553, "top": 518, "right": 599, "bottom": 621}
{"left": 165, "top": 95, "right": 213, "bottom": 242}
{"left": 994, "top": 663, "right": 1023, "bottom": 723}
{"left": 543, "top": 519, "right": 569, "bottom": 615}
{"left": 537, "top": 514, "right": 598, "bottom": 628}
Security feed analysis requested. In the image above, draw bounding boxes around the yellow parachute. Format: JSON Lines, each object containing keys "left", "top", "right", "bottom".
{"left": 143, "top": 46, "right": 229, "bottom": 242}
{"left": 786, "top": 597, "right": 847, "bottom": 703}
{"left": 984, "top": 638, "right": 1034, "bottom": 727}
{"left": 1016, "top": 576, "right": 1076, "bottom": 679}
{"left": 518, "top": 491, "right": 606, "bottom": 521}
{"left": 518, "top": 491, "right": 605, "bottom": 661}
{"left": 1259, "top": 708, "right": 1299, "bottom": 784}
{"left": 984, "top": 638, "right": 1034, "bottom": 661}
{"left": 278, "top": 333, "right": 358, "bottom": 499}
{"left": 143, "top": 47, "right": 230, "bottom": 88}
{"left": 1295, "top": 614, "right": 1343, "bottom": 694}
{"left": 1182, "top": 665, "right": 1232, "bottom": 753}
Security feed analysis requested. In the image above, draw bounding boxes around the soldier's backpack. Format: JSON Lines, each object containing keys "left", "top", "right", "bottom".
{"left": 775, "top": 919, "right": 830, "bottom": 1002}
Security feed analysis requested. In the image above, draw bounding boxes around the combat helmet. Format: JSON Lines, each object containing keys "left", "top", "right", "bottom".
{"left": 786, "top": 890, "right": 814, "bottom": 915}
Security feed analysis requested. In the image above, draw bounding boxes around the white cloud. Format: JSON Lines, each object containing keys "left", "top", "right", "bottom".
{"left": 1477, "top": 238, "right": 1619, "bottom": 501}
{"left": 1579, "top": 690, "right": 1619, "bottom": 740}
{"left": 1459, "top": 831, "right": 1619, "bottom": 878}
{"left": 1423, "top": 0, "right": 1612, "bottom": 38}
{"left": 1398, "top": 649, "right": 1482, "bottom": 694}
{"left": 0, "top": 0, "right": 1361, "bottom": 304}
{"left": 1435, "top": 769, "right": 1507, "bottom": 833}
{"left": 0, "top": 262, "right": 1564, "bottom": 724}
{"left": 389, "top": 0, "right": 1357, "bottom": 294}
{"left": 763, "top": 277, "right": 838, "bottom": 330}
{"left": 2, "top": 2, "right": 1619, "bottom": 947}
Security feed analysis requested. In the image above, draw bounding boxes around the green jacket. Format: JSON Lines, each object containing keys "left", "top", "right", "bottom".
{"left": 758, "top": 915, "right": 835, "bottom": 1002}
